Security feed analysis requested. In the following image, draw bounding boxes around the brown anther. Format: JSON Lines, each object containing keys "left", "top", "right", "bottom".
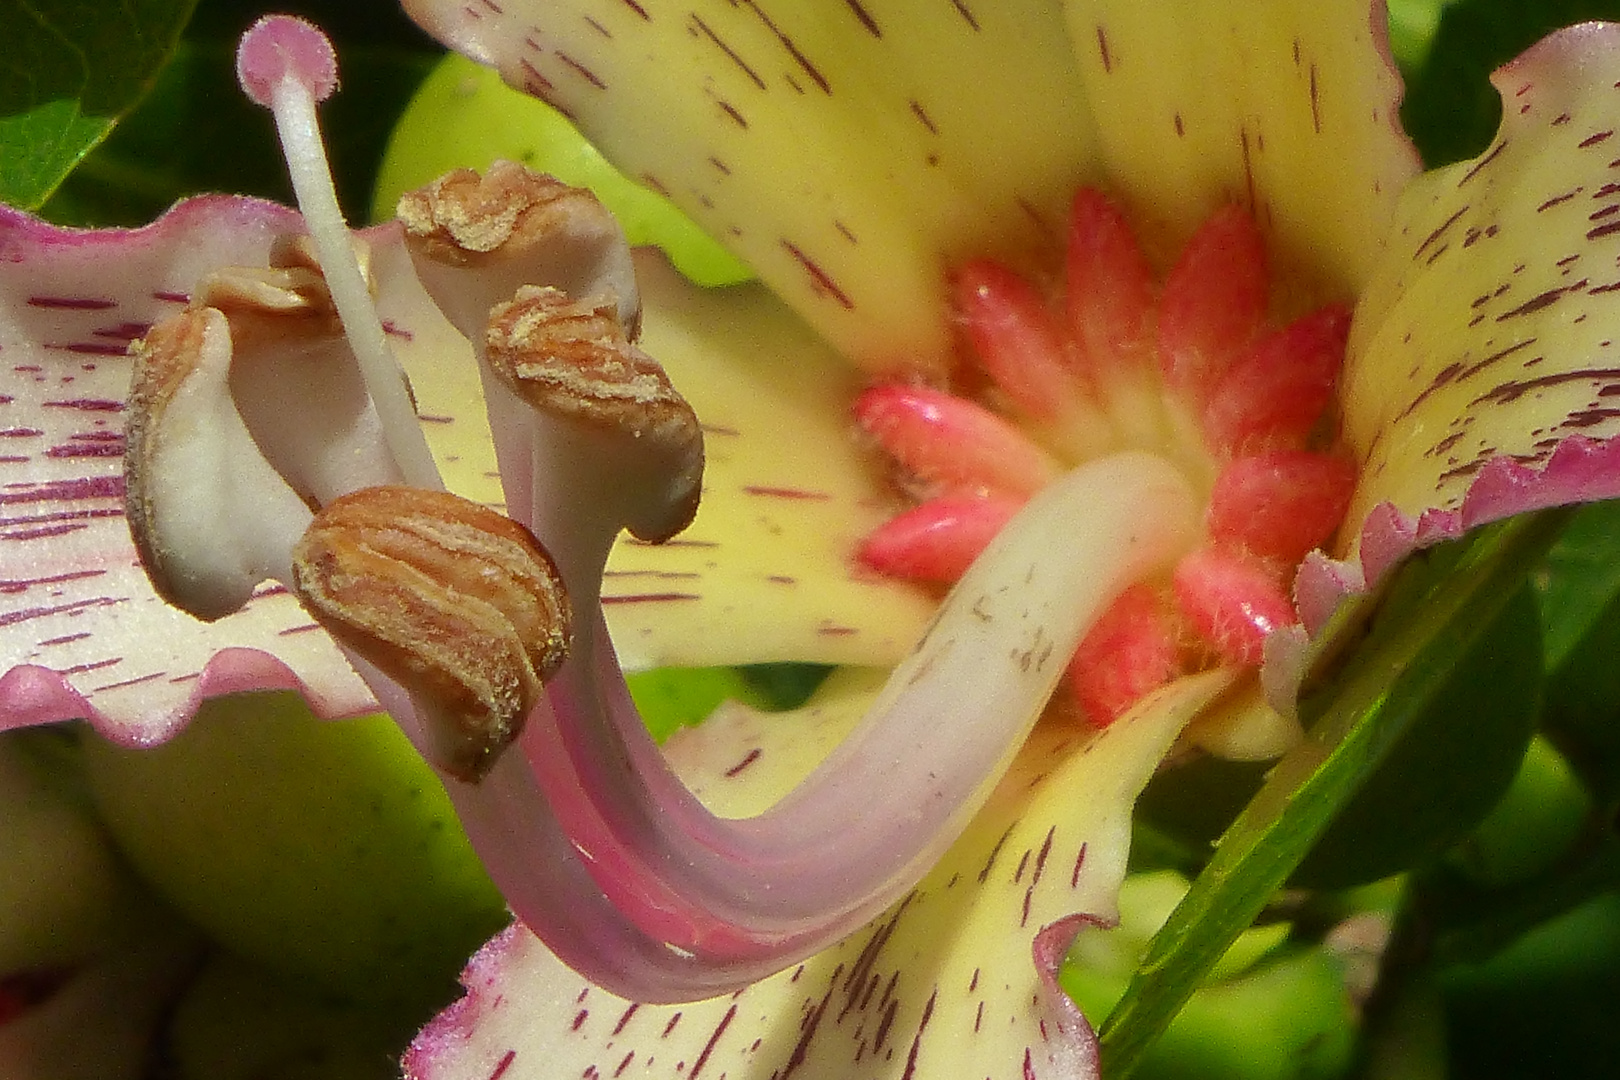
{"left": 186, "top": 232, "right": 378, "bottom": 346}
{"left": 126, "top": 308, "right": 315, "bottom": 620}
{"left": 290, "top": 485, "right": 572, "bottom": 782}
{"left": 397, "top": 160, "right": 608, "bottom": 260}
{"left": 396, "top": 161, "right": 640, "bottom": 337}
{"left": 126, "top": 310, "right": 217, "bottom": 614}
{"left": 485, "top": 285, "right": 703, "bottom": 542}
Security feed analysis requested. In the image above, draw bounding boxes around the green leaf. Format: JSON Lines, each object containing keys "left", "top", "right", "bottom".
{"left": 0, "top": 0, "right": 197, "bottom": 210}
{"left": 1400, "top": 0, "right": 1620, "bottom": 167}
{"left": 1442, "top": 893, "right": 1620, "bottom": 1078}
{"left": 1534, "top": 498, "right": 1620, "bottom": 801}
{"left": 1097, "top": 509, "right": 1569, "bottom": 1077}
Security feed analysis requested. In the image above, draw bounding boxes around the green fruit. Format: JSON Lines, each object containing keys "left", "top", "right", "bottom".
{"left": 167, "top": 951, "right": 413, "bottom": 1080}
{"left": 0, "top": 728, "right": 168, "bottom": 973}
{"left": 373, "top": 53, "right": 751, "bottom": 287}
{"left": 81, "top": 692, "right": 509, "bottom": 1011}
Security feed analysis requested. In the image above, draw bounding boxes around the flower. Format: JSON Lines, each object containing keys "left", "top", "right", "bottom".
{"left": 2, "top": 4, "right": 1620, "bottom": 1079}
{"left": 0, "top": 13, "right": 1200, "bottom": 1066}
{"left": 381, "top": 1, "right": 1620, "bottom": 1077}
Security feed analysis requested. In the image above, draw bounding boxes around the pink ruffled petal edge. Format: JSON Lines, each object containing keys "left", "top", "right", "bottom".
{"left": 1266, "top": 432, "right": 1620, "bottom": 703}
{"left": 0, "top": 197, "right": 441, "bottom": 744}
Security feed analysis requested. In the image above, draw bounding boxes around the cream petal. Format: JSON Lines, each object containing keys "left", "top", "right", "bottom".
{"left": 603, "top": 252, "right": 935, "bottom": 670}
{"left": 1343, "top": 22, "right": 1620, "bottom": 531}
{"left": 1066, "top": 0, "right": 1419, "bottom": 303}
{"left": 0, "top": 200, "right": 369, "bottom": 741}
{"left": 400, "top": 0, "right": 1098, "bottom": 374}
{"left": 0, "top": 200, "right": 485, "bottom": 743}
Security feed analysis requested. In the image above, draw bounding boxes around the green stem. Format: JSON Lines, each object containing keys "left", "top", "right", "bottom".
{"left": 1096, "top": 508, "right": 1574, "bottom": 1077}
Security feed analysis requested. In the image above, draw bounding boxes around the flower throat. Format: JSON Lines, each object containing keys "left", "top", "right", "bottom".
{"left": 856, "top": 190, "right": 1358, "bottom": 725}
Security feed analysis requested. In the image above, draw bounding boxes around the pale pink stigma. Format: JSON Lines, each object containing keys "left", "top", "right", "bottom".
{"left": 1172, "top": 549, "right": 1297, "bottom": 667}
{"left": 857, "top": 494, "right": 1024, "bottom": 582}
{"left": 236, "top": 15, "right": 338, "bottom": 107}
{"left": 235, "top": 13, "right": 440, "bottom": 491}
{"left": 857, "top": 189, "right": 1357, "bottom": 726}
{"left": 854, "top": 385, "right": 1062, "bottom": 498}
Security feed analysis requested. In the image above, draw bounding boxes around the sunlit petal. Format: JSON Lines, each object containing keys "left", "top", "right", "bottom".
{"left": 1065, "top": 0, "right": 1419, "bottom": 300}
{"left": 400, "top": 0, "right": 1099, "bottom": 373}
{"left": 1344, "top": 22, "right": 1620, "bottom": 530}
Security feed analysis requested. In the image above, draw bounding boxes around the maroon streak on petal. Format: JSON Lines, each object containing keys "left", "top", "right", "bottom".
{"left": 599, "top": 592, "right": 702, "bottom": 605}
{"left": 40, "top": 398, "right": 123, "bottom": 412}
{"left": 0, "top": 195, "right": 408, "bottom": 741}
{"left": 740, "top": 485, "right": 832, "bottom": 500}
{"left": 27, "top": 297, "right": 116, "bottom": 310}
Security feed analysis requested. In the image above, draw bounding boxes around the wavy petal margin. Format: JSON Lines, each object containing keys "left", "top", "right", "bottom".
{"left": 1344, "top": 21, "right": 1620, "bottom": 527}
{"left": 406, "top": 669, "right": 1233, "bottom": 1080}
{"left": 1257, "top": 24, "right": 1620, "bottom": 701}
{"left": 400, "top": 0, "right": 1098, "bottom": 374}
{"left": 1066, "top": 0, "right": 1420, "bottom": 299}
{"left": 0, "top": 199, "right": 379, "bottom": 743}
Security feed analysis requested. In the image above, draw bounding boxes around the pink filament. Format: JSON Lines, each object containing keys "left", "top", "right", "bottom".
{"left": 1157, "top": 205, "right": 1269, "bottom": 405}
{"left": 1172, "top": 549, "right": 1297, "bottom": 666}
{"left": 854, "top": 384, "right": 1061, "bottom": 497}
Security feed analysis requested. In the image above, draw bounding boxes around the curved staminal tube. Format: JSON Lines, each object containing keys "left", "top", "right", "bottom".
{"left": 483, "top": 425, "right": 1197, "bottom": 993}
{"left": 231, "top": 18, "right": 1202, "bottom": 999}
